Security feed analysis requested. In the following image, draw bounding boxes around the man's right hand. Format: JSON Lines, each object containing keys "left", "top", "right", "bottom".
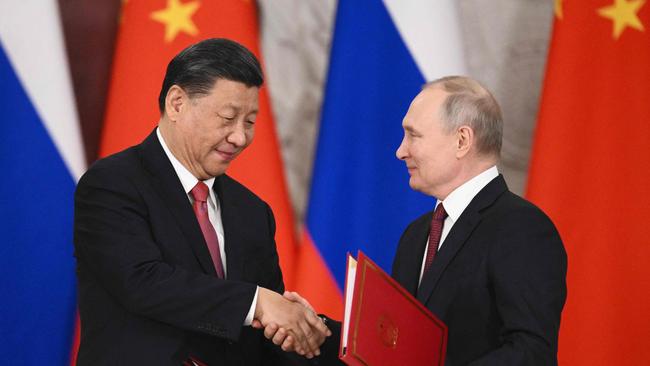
{"left": 254, "top": 288, "right": 330, "bottom": 358}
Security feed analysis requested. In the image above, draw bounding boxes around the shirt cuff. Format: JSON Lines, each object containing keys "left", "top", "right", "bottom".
{"left": 243, "top": 286, "right": 259, "bottom": 326}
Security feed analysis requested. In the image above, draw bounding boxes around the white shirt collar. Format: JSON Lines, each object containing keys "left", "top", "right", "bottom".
{"left": 156, "top": 128, "right": 216, "bottom": 204}
{"left": 438, "top": 166, "right": 499, "bottom": 222}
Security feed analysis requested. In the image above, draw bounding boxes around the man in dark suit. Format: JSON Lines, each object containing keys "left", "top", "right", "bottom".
{"left": 390, "top": 76, "right": 567, "bottom": 365}
{"left": 275, "top": 76, "right": 566, "bottom": 366}
{"left": 73, "top": 38, "right": 328, "bottom": 365}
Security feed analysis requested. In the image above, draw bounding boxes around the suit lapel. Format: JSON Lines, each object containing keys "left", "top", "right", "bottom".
{"left": 416, "top": 175, "right": 508, "bottom": 304}
{"left": 394, "top": 216, "right": 431, "bottom": 296}
{"left": 139, "top": 130, "right": 217, "bottom": 276}
{"left": 213, "top": 176, "right": 245, "bottom": 281}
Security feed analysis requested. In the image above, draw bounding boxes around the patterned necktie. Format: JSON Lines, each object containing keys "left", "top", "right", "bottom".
{"left": 423, "top": 203, "right": 448, "bottom": 275}
{"left": 190, "top": 182, "right": 225, "bottom": 278}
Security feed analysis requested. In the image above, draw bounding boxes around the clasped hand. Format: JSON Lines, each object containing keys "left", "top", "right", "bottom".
{"left": 253, "top": 289, "right": 330, "bottom": 358}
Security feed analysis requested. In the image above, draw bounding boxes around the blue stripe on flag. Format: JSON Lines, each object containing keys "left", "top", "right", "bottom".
{"left": 0, "top": 44, "right": 77, "bottom": 364}
{"left": 307, "top": 0, "right": 435, "bottom": 289}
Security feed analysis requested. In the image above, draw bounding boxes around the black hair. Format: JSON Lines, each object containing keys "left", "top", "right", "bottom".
{"left": 158, "top": 38, "right": 263, "bottom": 113}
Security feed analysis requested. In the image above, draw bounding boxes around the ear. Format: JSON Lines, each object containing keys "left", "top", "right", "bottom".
{"left": 456, "top": 125, "right": 474, "bottom": 158}
{"left": 164, "top": 85, "right": 188, "bottom": 121}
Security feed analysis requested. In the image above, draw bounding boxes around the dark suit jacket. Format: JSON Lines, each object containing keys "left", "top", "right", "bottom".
{"left": 392, "top": 175, "right": 567, "bottom": 365}
{"left": 74, "top": 131, "right": 298, "bottom": 365}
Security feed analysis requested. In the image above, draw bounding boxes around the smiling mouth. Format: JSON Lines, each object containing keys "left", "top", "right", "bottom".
{"left": 216, "top": 150, "right": 237, "bottom": 161}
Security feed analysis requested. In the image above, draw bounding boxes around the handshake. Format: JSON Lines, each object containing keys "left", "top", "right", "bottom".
{"left": 253, "top": 288, "right": 332, "bottom": 359}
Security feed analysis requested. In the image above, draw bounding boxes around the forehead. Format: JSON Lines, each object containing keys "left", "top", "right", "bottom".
{"left": 201, "top": 79, "right": 260, "bottom": 110}
{"left": 402, "top": 87, "right": 447, "bottom": 129}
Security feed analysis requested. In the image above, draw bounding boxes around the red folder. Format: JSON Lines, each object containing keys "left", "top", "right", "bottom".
{"left": 339, "top": 251, "right": 447, "bottom": 366}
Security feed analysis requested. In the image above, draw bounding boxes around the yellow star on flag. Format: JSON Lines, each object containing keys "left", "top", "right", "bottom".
{"left": 597, "top": 0, "right": 646, "bottom": 39}
{"left": 555, "top": 0, "right": 563, "bottom": 19}
{"left": 151, "top": 0, "right": 201, "bottom": 43}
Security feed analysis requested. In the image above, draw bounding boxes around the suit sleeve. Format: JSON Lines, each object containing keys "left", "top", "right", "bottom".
{"left": 311, "top": 318, "right": 346, "bottom": 366}
{"left": 469, "top": 207, "right": 567, "bottom": 366}
{"left": 260, "top": 202, "right": 285, "bottom": 294}
{"left": 74, "top": 164, "right": 257, "bottom": 342}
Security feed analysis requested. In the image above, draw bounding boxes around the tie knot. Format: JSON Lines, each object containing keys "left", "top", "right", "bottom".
{"left": 190, "top": 182, "right": 209, "bottom": 202}
{"left": 433, "top": 203, "right": 448, "bottom": 221}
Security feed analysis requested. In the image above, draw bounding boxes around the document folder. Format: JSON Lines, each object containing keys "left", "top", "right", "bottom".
{"left": 339, "top": 251, "right": 447, "bottom": 366}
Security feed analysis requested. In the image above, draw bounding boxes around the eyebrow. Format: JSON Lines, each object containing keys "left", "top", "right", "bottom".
{"left": 221, "top": 104, "right": 259, "bottom": 115}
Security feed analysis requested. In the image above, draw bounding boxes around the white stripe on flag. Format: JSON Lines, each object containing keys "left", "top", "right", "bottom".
{"left": 0, "top": 1, "right": 86, "bottom": 181}
{"left": 383, "top": 0, "right": 467, "bottom": 81}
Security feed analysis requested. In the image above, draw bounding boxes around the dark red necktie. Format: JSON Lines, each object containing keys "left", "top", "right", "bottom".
{"left": 190, "top": 182, "right": 225, "bottom": 278}
{"left": 423, "top": 203, "right": 448, "bottom": 275}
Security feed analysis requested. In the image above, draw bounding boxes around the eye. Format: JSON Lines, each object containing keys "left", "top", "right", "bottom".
{"left": 221, "top": 117, "right": 236, "bottom": 126}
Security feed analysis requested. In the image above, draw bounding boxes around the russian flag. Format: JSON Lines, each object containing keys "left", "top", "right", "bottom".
{"left": 296, "top": 0, "right": 467, "bottom": 316}
{"left": 0, "top": 2, "right": 85, "bottom": 364}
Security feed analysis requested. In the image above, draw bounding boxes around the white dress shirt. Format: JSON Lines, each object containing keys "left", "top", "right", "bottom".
{"left": 157, "top": 128, "right": 257, "bottom": 325}
{"left": 419, "top": 166, "right": 499, "bottom": 284}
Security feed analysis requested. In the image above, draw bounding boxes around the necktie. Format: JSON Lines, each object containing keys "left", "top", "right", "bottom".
{"left": 422, "top": 203, "right": 448, "bottom": 275}
{"left": 190, "top": 182, "right": 225, "bottom": 278}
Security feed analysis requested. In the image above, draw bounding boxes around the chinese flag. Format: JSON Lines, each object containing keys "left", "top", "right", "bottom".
{"left": 527, "top": 1, "right": 650, "bottom": 364}
{"left": 71, "top": 1, "right": 298, "bottom": 363}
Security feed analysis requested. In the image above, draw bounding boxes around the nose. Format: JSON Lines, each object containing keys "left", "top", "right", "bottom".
{"left": 226, "top": 123, "right": 247, "bottom": 147}
{"left": 396, "top": 137, "right": 407, "bottom": 161}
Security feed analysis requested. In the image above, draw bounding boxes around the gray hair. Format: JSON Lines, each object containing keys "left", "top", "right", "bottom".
{"left": 426, "top": 76, "right": 503, "bottom": 157}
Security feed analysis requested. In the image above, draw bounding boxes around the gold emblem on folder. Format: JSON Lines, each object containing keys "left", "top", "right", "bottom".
{"left": 377, "top": 314, "right": 399, "bottom": 349}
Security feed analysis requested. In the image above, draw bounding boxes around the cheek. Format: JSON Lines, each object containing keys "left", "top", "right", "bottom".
{"left": 245, "top": 127, "right": 255, "bottom": 145}
{"left": 207, "top": 128, "right": 229, "bottom": 146}
{"left": 416, "top": 152, "right": 444, "bottom": 181}
{"left": 418, "top": 159, "right": 437, "bottom": 180}
{"left": 196, "top": 134, "right": 214, "bottom": 152}
{"left": 412, "top": 145, "right": 434, "bottom": 167}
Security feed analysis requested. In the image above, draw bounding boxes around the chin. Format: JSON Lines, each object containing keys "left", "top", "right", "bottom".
{"left": 205, "top": 165, "right": 228, "bottom": 178}
{"left": 408, "top": 179, "right": 421, "bottom": 191}
{"left": 409, "top": 179, "right": 431, "bottom": 196}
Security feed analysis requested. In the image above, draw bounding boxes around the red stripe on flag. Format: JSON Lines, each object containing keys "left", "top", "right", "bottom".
{"left": 294, "top": 230, "right": 344, "bottom": 319}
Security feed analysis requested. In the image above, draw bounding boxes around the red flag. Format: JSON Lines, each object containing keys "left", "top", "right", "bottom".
{"left": 294, "top": 231, "right": 345, "bottom": 318}
{"left": 527, "top": 1, "right": 650, "bottom": 364}
{"left": 72, "top": 1, "right": 298, "bottom": 362}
